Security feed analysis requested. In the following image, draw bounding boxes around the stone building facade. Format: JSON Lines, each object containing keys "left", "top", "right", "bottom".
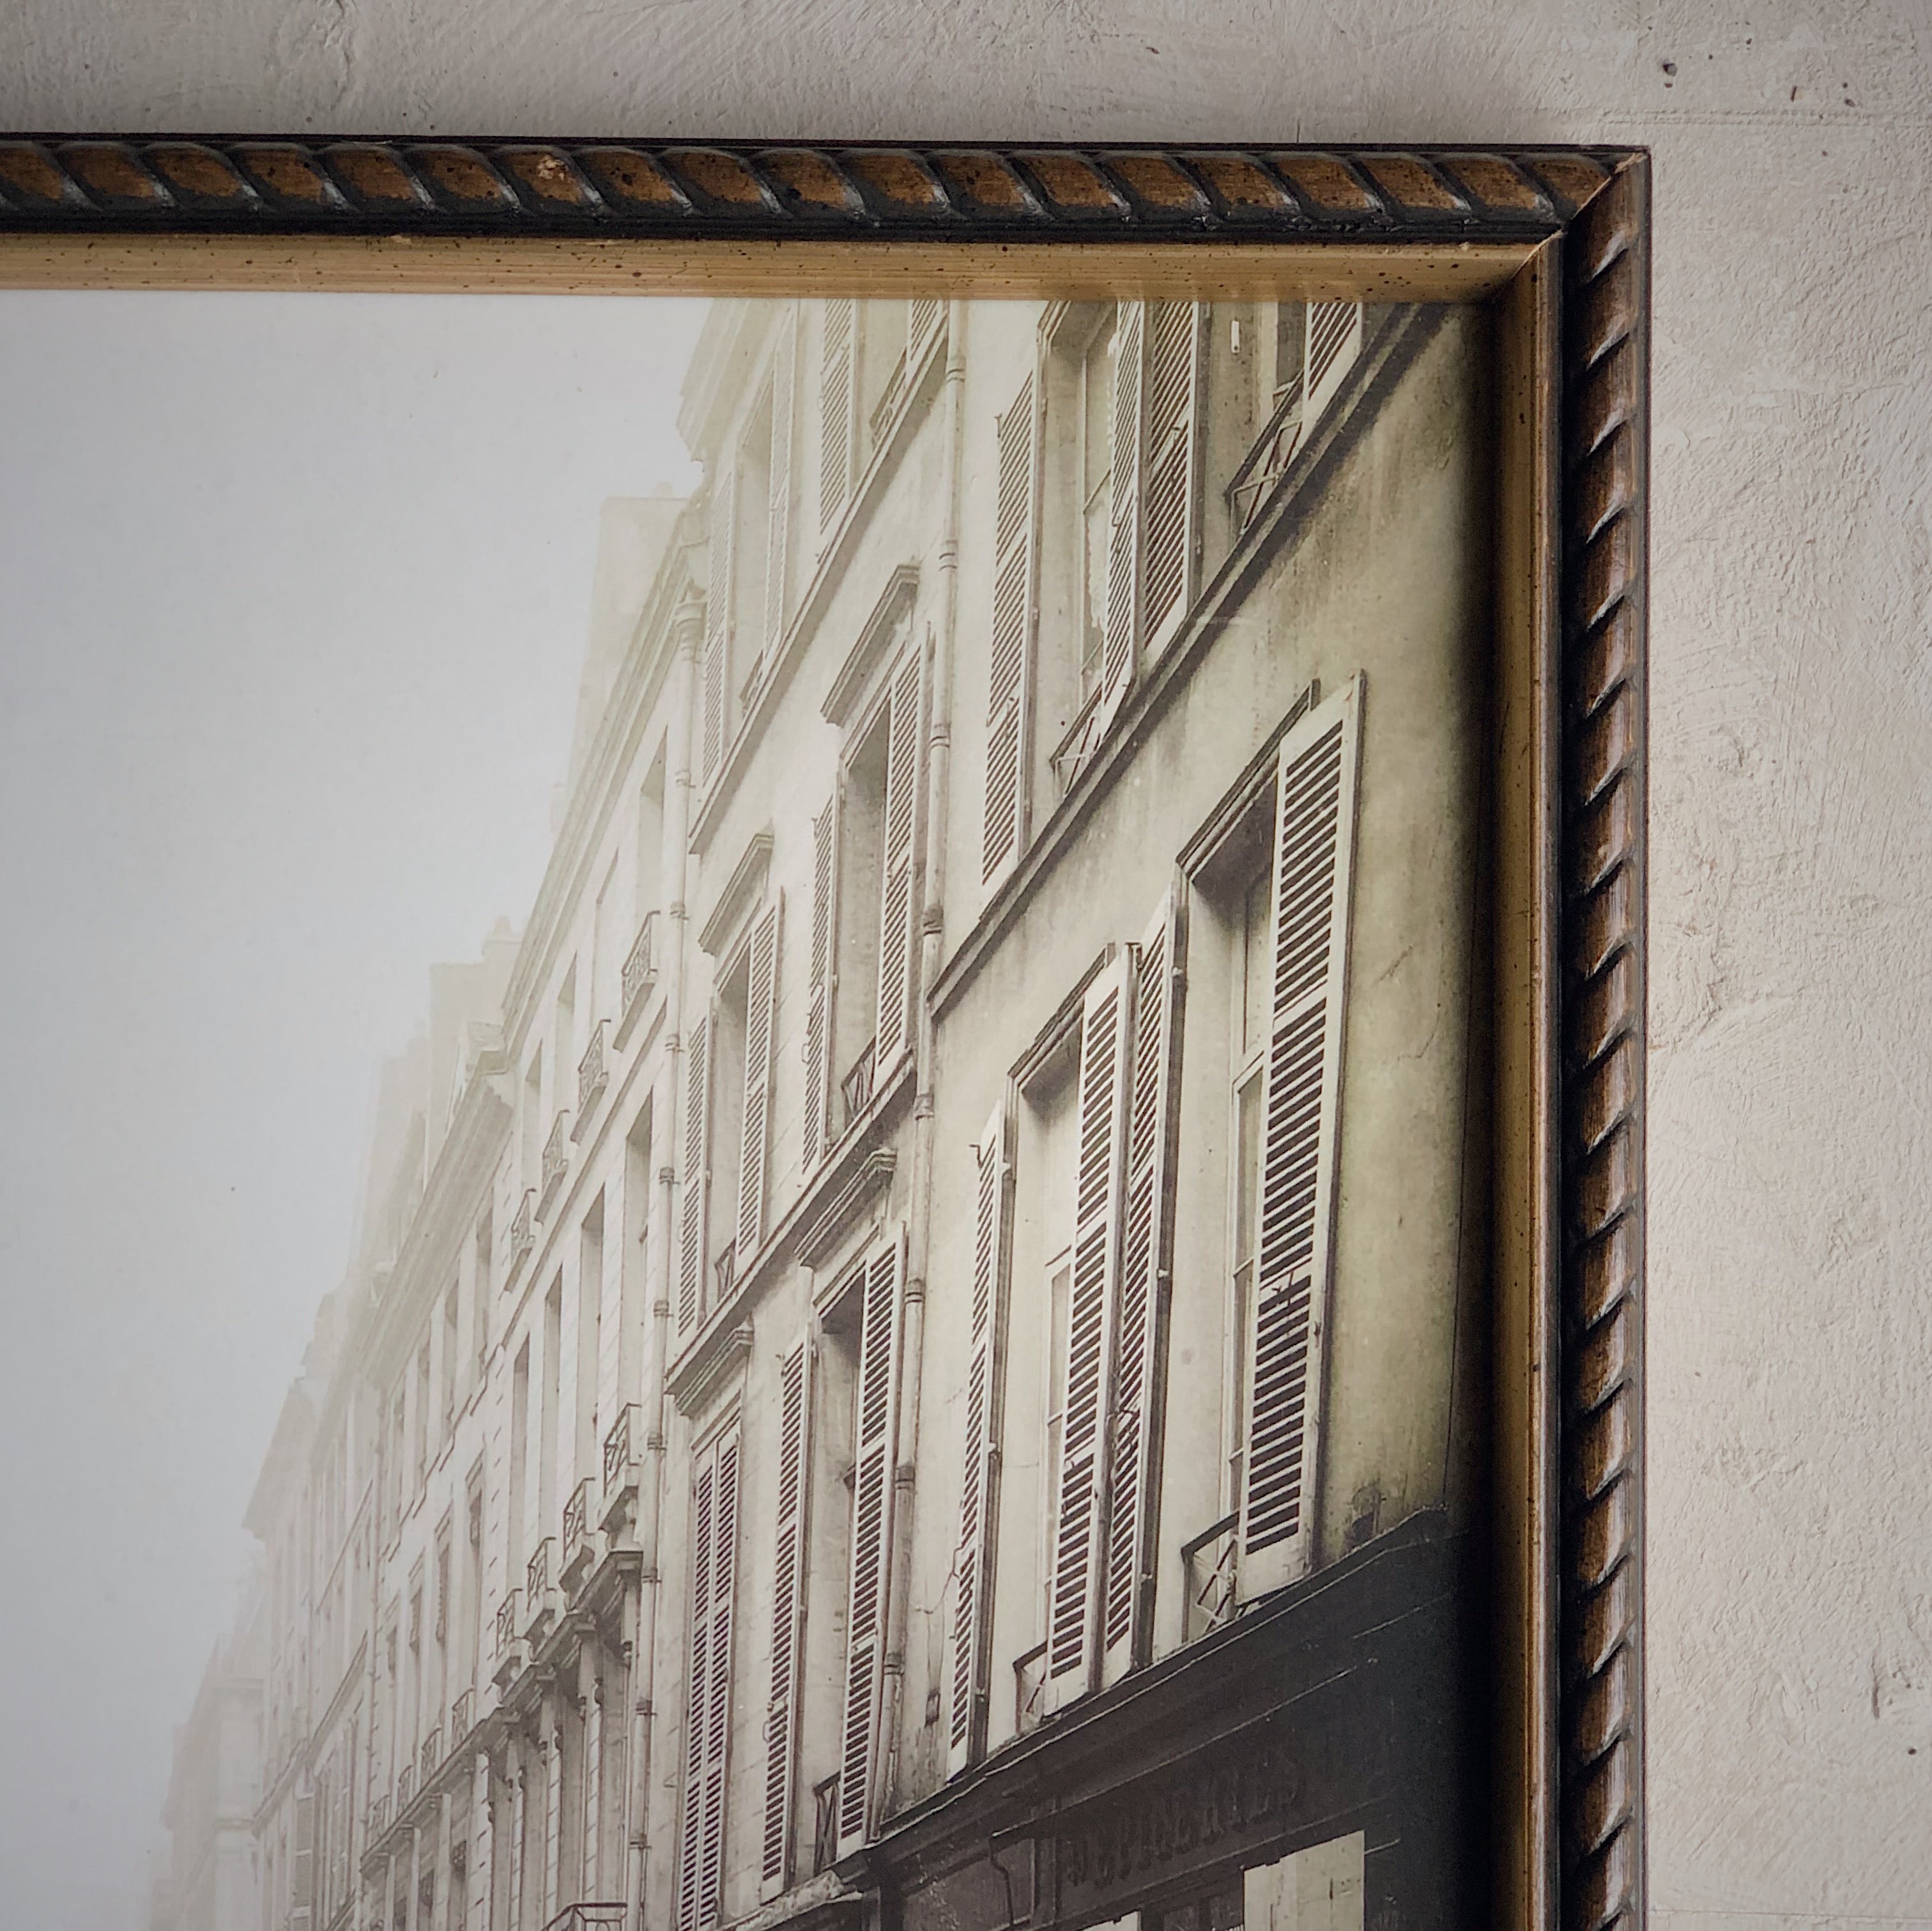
{"left": 196, "top": 286, "right": 1492, "bottom": 1931}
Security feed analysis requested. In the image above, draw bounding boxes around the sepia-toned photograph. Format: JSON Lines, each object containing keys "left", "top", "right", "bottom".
{"left": 3, "top": 282, "right": 1499, "bottom": 1931}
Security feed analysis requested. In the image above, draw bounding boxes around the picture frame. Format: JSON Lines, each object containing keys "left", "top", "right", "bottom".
{"left": 0, "top": 140, "right": 1648, "bottom": 1931}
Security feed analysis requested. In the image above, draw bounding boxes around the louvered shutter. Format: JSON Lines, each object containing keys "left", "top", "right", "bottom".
{"left": 1238, "top": 677, "right": 1362, "bottom": 1599}
{"left": 947, "top": 1104, "right": 1009, "bottom": 1774}
{"left": 703, "top": 1433, "right": 740, "bottom": 1927}
{"left": 583, "top": 1682, "right": 603, "bottom": 1899}
{"left": 290, "top": 1790, "right": 315, "bottom": 1929}
{"left": 838, "top": 1234, "right": 903, "bottom": 1853}
{"left": 765, "top": 321, "right": 795, "bottom": 658}
{"left": 1139, "top": 302, "right": 1206, "bottom": 662}
{"left": 1100, "top": 302, "right": 1145, "bottom": 721}
{"left": 1045, "top": 958, "right": 1133, "bottom": 1711}
{"left": 737, "top": 903, "right": 781, "bottom": 1258}
{"left": 703, "top": 467, "right": 735, "bottom": 785}
{"left": 762, "top": 1339, "right": 813, "bottom": 1895}
{"left": 677, "top": 1015, "right": 712, "bottom": 1337}
{"left": 802, "top": 796, "right": 838, "bottom": 1171}
{"left": 1100, "top": 895, "right": 1183, "bottom": 1686}
{"left": 677, "top": 1450, "right": 713, "bottom": 1931}
{"left": 873, "top": 650, "right": 923, "bottom": 1073}
{"left": 678, "top": 1427, "right": 740, "bottom": 1931}
{"left": 1303, "top": 303, "right": 1364, "bottom": 433}
{"left": 909, "top": 297, "right": 942, "bottom": 361}
{"left": 820, "top": 300, "right": 856, "bottom": 532}
{"left": 543, "top": 1727, "right": 562, "bottom": 1921}
{"left": 982, "top": 375, "right": 1038, "bottom": 890}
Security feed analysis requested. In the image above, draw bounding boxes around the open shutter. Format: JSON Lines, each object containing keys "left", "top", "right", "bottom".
{"left": 1303, "top": 303, "right": 1365, "bottom": 431}
{"left": 703, "top": 1431, "right": 740, "bottom": 1928}
{"left": 1100, "top": 302, "right": 1146, "bottom": 722}
{"left": 802, "top": 796, "right": 838, "bottom": 1171}
{"left": 909, "top": 297, "right": 943, "bottom": 362}
{"left": 765, "top": 320, "right": 795, "bottom": 657}
{"left": 289, "top": 1790, "right": 316, "bottom": 1931}
{"left": 947, "top": 1103, "right": 1010, "bottom": 1774}
{"left": 1238, "top": 677, "right": 1362, "bottom": 1599}
{"left": 737, "top": 903, "right": 781, "bottom": 1258}
{"left": 762, "top": 1340, "right": 813, "bottom": 1895}
{"left": 703, "top": 466, "right": 735, "bottom": 785}
{"left": 1045, "top": 957, "right": 1132, "bottom": 1711}
{"left": 820, "top": 300, "right": 856, "bottom": 532}
{"left": 1101, "top": 894, "right": 1183, "bottom": 1686}
{"left": 1139, "top": 302, "right": 1206, "bottom": 661}
{"left": 873, "top": 650, "right": 923, "bottom": 1073}
{"left": 838, "top": 1233, "right": 903, "bottom": 1853}
{"left": 982, "top": 374, "right": 1038, "bottom": 890}
{"left": 677, "top": 1015, "right": 712, "bottom": 1337}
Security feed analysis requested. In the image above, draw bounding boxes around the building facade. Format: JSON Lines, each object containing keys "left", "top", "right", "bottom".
{"left": 191, "top": 286, "right": 1492, "bottom": 1931}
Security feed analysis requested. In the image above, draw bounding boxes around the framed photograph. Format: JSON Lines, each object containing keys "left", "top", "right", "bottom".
{"left": 0, "top": 141, "right": 1648, "bottom": 1931}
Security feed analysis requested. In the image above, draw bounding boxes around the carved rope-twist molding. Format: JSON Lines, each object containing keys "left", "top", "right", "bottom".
{"left": 0, "top": 137, "right": 1623, "bottom": 235}
{"left": 1561, "top": 160, "right": 1648, "bottom": 1931}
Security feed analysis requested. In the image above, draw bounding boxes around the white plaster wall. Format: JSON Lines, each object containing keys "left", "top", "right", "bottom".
{"left": 6, "top": 3, "right": 1929, "bottom": 1927}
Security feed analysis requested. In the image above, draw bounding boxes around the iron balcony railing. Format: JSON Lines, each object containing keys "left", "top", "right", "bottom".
{"left": 602, "top": 1404, "right": 635, "bottom": 1493}
{"left": 575, "top": 1020, "right": 608, "bottom": 1128}
{"left": 526, "top": 1536, "right": 552, "bottom": 1603}
{"left": 451, "top": 1688, "right": 474, "bottom": 1743}
{"left": 620, "top": 912, "right": 658, "bottom": 1021}
{"left": 713, "top": 1238, "right": 737, "bottom": 1305}
{"left": 420, "top": 1728, "right": 441, "bottom": 1781}
{"left": 1181, "top": 1510, "right": 1241, "bottom": 1643}
{"left": 539, "top": 1907, "right": 627, "bottom": 1931}
{"left": 840, "top": 1036, "right": 877, "bottom": 1128}
{"left": 510, "top": 1189, "right": 535, "bottom": 1271}
{"left": 812, "top": 1774, "right": 840, "bottom": 1877}
{"left": 369, "top": 1793, "right": 390, "bottom": 1837}
{"left": 539, "top": 1112, "right": 571, "bottom": 1214}
{"left": 396, "top": 1762, "right": 414, "bottom": 1808}
{"left": 562, "top": 1477, "right": 592, "bottom": 1574}
{"left": 1014, "top": 1640, "right": 1048, "bottom": 1735}
{"left": 495, "top": 1589, "right": 521, "bottom": 1658}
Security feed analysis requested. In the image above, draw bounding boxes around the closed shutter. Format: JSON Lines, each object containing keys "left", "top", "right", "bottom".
{"left": 1139, "top": 302, "right": 1206, "bottom": 661}
{"left": 678, "top": 1427, "right": 740, "bottom": 1931}
{"left": 761, "top": 1339, "right": 813, "bottom": 1895}
{"left": 1045, "top": 957, "right": 1133, "bottom": 1711}
{"left": 543, "top": 1728, "right": 562, "bottom": 1921}
{"left": 1303, "top": 303, "right": 1365, "bottom": 431}
{"left": 765, "top": 320, "right": 795, "bottom": 657}
{"left": 583, "top": 1682, "right": 603, "bottom": 1900}
{"left": 802, "top": 796, "right": 839, "bottom": 1171}
{"left": 1100, "top": 302, "right": 1145, "bottom": 721}
{"left": 947, "top": 1103, "right": 1010, "bottom": 1774}
{"left": 820, "top": 300, "right": 856, "bottom": 531}
{"left": 703, "top": 466, "right": 735, "bottom": 785}
{"left": 737, "top": 903, "right": 781, "bottom": 1258}
{"left": 289, "top": 1790, "right": 316, "bottom": 1929}
{"left": 837, "top": 1234, "right": 903, "bottom": 1853}
{"left": 982, "top": 374, "right": 1038, "bottom": 890}
{"left": 677, "top": 1015, "right": 712, "bottom": 1337}
{"left": 1238, "top": 677, "right": 1362, "bottom": 1598}
{"left": 1101, "top": 894, "right": 1183, "bottom": 1686}
{"left": 873, "top": 650, "right": 923, "bottom": 1073}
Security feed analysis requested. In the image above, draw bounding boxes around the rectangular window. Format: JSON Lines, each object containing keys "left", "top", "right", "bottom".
{"left": 676, "top": 1424, "right": 740, "bottom": 1931}
{"left": 540, "top": 1277, "right": 562, "bottom": 1541}
{"left": 509, "top": 1339, "right": 530, "bottom": 1580}
{"left": 441, "top": 1282, "right": 460, "bottom": 1436}
{"left": 577, "top": 1196, "right": 604, "bottom": 1485}
{"left": 761, "top": 1337, "right": 811, "bottom": 1896}
{"left": 473, "top": 1210, "right": 493, "bottom": 1383}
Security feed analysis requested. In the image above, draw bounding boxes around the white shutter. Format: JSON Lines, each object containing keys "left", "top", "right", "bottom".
{"left": 677, "top": 1015, "right": 712, "bottom": 1337}
{"left": 1139, "top": 302, "right": 1206, "bottom": 662}
{"left": 678, "top": 1427, "right": 740, "bottom": 1931}
{"left": 543, "top": 1728, "right": 562, "bottom": 1922}
{"left": 1044, "top": 957, "right": 1132, "bottom": 1711}
{"left": 765, "top": 320, "right": 795, "bottom": 657}
{"left": 289, "top": 1791, "right": 315, "bottom": 1930}
{"left": 909, "top": 296, "right": 942, "bottom": 362}
{"left": 837, "top": 1233, "right": 903, "bottom": 1853}
{"left": 1100, "top": 894, "right": 1182, "bottom": 1686}
{"left": 820, "top": 300, "right": 856, "bottom": 532}
{"left": 583, "top": 1682, "right": 603, "bottom": 1900}
{"left": 1100, "top": 302, "right": 1145, "bottom": 723}
{"left": 509, "top": 1765, "right": 528, "bottom": 1931}
{"left": 1303, "top": 303, "right": 1365, "bottom": 433}
{"left": 737, "top": 902, "right": 781, "bottom": 1258}
{"left": 802, "top": 796, "right": 838, "bottom": 1171}
{"left": 947, "top": 1103, "right": 1009, "bottom": 1774}
{"left": 873, "top": 650, "right": 923, "bottom": 1073}
{"left": 1238, "top": 677, "right": 1362, "bottom": 1598}
{"left": 761, "top": 1339, "right": 813, "bottom": 1895}
{"left": 703, "top": 468, "right": 735, "bottom": 785}
{"left": 982, "top": 374, "right": 1038, "bottom": 891}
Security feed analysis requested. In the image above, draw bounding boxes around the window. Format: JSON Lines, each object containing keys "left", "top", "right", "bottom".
{"left": 675, "top": 1423, "right": 740, "bottom": 1931}
{"left": 576, "top": 1196, "right": 604, "bottom": 1489}
{"left": 472, "top": 1210, "right": 493, "bottom": 1382}
{"left": 415, "top": 1340, "right": 432, "bottom": 1489}
{"left": 509, "top": 1340, "right": 530, "bottom": 1581}
{"left": 1227, "top": 301, "right": 1367, "bottom": 534}
{"left": 540, "top": 1277, "right": 562, "bottom": 1545}
{"left": 441, "top": 1282, "right": 460, "bottom": 1437}
{"left": 801, "top": 644, "right": 923, "bottom": 1169}
{"left": 1077, "top": 311, "right": 1116, "bottom": 707}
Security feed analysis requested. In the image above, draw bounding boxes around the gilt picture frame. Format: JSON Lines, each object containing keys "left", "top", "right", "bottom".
{"left": 0, "top": 141, "right": 1648, "bottom": 1931}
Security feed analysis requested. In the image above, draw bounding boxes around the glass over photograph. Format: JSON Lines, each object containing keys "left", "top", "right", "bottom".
{"left": 0, "top": 288, "right": 1497, "bottom": 1931}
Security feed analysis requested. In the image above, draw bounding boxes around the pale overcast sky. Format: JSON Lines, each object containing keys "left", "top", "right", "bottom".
{"left": 0, "top": 287, "right": 707, "bottom": 1930}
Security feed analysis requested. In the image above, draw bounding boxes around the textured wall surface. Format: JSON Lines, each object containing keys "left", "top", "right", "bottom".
{"left": 6, "top": 3, "right": 1930, "bottom": 1927}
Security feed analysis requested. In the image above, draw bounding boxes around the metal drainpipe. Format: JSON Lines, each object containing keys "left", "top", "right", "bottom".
{"left": 626, "top": 575, "right": 703, "bottom": 1931}
{"left": 878, "top": 303, "right": 969, "bottom": 1826}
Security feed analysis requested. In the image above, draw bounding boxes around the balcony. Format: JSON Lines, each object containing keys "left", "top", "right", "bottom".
{"left": 396, "top": 1762, "right": 414, "bottom": 1809}
{"left": 839, "top": 1036, "right": 877, "bottom": 1132}
{"left": 1049, "top": 685, "right": 1105, "bottom": 798}
{"left": 510, "top": 1189, "right": 535, "bottom": 1273}
{"left": 1014, "top": 1640, "right": 1048, "bottom": 1736}
{"left": 573, "top": 1022, "right": 609, "bottom": 1136}
{"left": 539, "top": 1908, "right": 626, "bottom": 1931}
{"left": 1226, "top": 372, "right": 1307, "bottom": 535}
{"left": 601, "top": 1403, "right": 640, "bottom": 1534}
{"left": 539, "top": 1112, "right": 571, "bottom": 1217}
{"left": 451, "top": 1688, "right": 474, "bottom": 1744}
{"left": 493, "top": 1589, "right": 526, "bottom": 1688}
{"left": 420, "top": 1728, "right": 441, "bottom": 1783}
{"left": 870, "top": 351, "right": 910, "bottom": 442}
{"left": 369, "top": 1793, "right": 390, "bottom": 1838}
{"left": 1181, "top": 1511, "right": 1240, "bottom": 1643}
{"left": 561, "top": 1477, "right": 597, "bottom": 1593}
{"left": 525, "top": 1537, "right": 557, "bottom": 1642}
{"left": 618, "top": 912, "right": 658, "bottom": 1036}
{"left": 812, "top": 1774, "right": 840, "bottom": 1877}
{"left": 712, "top": 1238, "right": 737, "bottom": 1305}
